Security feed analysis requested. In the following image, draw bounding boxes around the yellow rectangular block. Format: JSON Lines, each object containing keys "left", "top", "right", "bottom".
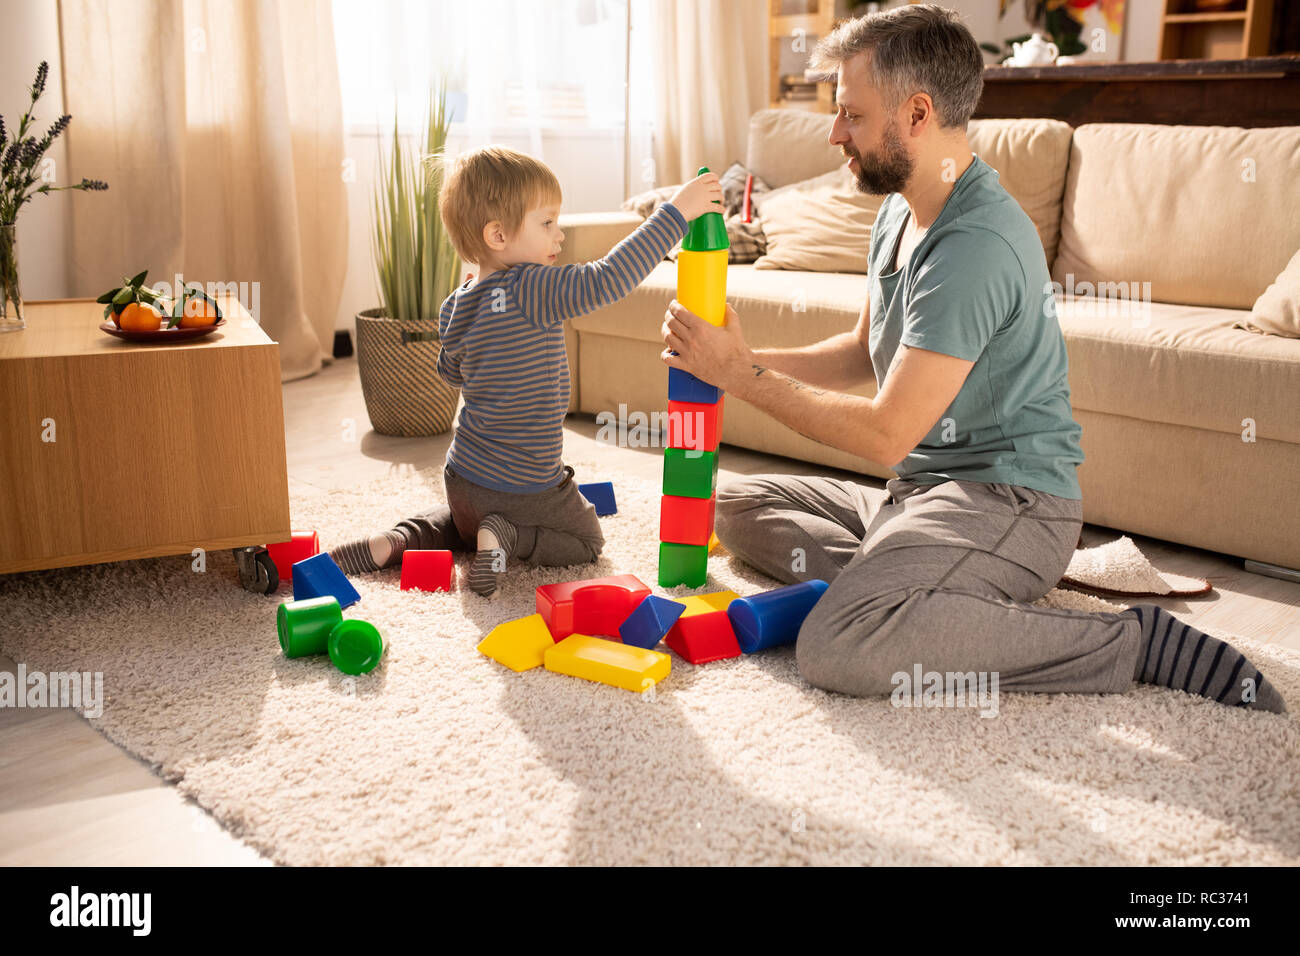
{"left": 477, "top": 614, "right": 555, "bottom": 672}
{"left": 544, "top": 634, "right": 671, "bottom": 692}
{"left": 675, "top": 590, "right": 738, "bottom": 618}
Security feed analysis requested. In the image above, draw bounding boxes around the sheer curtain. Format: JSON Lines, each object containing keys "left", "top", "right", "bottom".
{"left": 59, "top": 0, "right": 348, "bottom": 382}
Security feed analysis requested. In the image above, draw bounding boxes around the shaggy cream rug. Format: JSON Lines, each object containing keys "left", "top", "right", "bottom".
{"left": 2, "top": 461, "right": 1297, "bottom": 866}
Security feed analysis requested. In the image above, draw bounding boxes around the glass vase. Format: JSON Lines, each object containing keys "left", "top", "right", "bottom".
{"left": 0, "top": 223, "right": 23, "bottom": 332}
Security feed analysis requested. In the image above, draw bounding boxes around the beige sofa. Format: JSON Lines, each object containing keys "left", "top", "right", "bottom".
{"left": 556, "top": 109, "right": 1300, "bottom": 571}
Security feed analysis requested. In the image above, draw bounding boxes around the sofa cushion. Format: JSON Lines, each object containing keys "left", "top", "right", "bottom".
{"left": 1058, "top": 294, "right": 1300, "bottom": 444}
{"left": 752, "top": 166, "right": 885, "bottom": 274}
{"left": 967, "top": 118, "right": 1073, "bottom": 266}
{"left": 572, "top": 262, "right": 1300, "bottom": 446}
{"left": 746, "top": 109, "right": 840, "bottom": 189}
{"left": 1235, "top": 246, "right": 1300, "bottom": 338}
{"left": 1053, "top": 123, "right": 1300, "bottom": 311}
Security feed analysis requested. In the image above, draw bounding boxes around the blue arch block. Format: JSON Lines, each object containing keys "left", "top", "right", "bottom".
{"left": 577, "top": 481, "right": 618, "bottom": 516}
{"left": 727, "top": 579, "right": 829, "bottom": 653}
{"left": 619, "top": 594, "right": 686, "bottom": 649}
{"left": 292, "top": 552, "right": 361, "bottom": 609}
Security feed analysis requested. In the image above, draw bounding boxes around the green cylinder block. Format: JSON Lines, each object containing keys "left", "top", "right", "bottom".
{"left": 278, "top": 596, "right": 343, "bottom": 658}
{"left": 328, "top": 618, "right": 386, "bottom": 676}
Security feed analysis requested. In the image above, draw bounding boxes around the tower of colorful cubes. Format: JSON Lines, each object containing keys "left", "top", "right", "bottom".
{"left": 660, "top": 167, "right": 728, "bottom": 588}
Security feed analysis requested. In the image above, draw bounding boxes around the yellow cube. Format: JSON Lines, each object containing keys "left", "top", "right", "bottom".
{"left": 477, "top": 614, "right": 555, "bottom": 672}
{"left": 544, "top": 634, "right": 671, "bottom": 692}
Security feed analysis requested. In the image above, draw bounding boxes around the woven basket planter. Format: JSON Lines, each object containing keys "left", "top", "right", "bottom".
{"left": 355, "top": 307, "right": 459, "bottom": 437}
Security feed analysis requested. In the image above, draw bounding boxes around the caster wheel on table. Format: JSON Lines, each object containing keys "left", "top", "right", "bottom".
{"left": 234, "top": 546, "right": 279, "bottom": 594}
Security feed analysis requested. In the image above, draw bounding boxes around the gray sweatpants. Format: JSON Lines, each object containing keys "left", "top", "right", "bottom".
{"left": 714, "top": 474, "right": 1142, "bottom": 697}
{"left": 440, "top": 462, "right": 604, "bottom": 567}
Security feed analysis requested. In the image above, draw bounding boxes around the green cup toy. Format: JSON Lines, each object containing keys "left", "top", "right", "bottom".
{"left": 278, "top": 595, "right": 344, "bottom": 658}
{"left": 328, "top": 619, "right": 386, "bottom": 675}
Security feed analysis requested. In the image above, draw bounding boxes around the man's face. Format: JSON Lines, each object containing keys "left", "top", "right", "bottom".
{"left": 828, "top": 53, "right": 915, "bottom": 196}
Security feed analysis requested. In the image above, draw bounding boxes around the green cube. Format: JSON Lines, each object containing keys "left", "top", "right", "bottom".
{"left": 659, "top": 541, "right": 708, "bottom": 588}
{"left": 663, "top": 448, "right": 717, "bottom": 499}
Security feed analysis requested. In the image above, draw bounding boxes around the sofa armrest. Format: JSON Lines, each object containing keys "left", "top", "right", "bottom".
{"left": 555, "top": 211, "right": 643, "bottom": 266}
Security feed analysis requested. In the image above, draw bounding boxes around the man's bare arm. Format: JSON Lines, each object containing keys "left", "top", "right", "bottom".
{"left": 748, "top": 297, "right": 873, "bottom": 391}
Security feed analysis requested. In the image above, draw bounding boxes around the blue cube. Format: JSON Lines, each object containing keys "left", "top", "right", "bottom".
{"left": 619, "top": 594, "right": 686, "bottom": 649}
{"left": 292, "top": 552, "right": 361, "bottom": 609}
{"left": 577, "top": 480, "right": 617, "bottom": 516}
{"left": 668, "top": 366, "right": 722, "bottom": 404}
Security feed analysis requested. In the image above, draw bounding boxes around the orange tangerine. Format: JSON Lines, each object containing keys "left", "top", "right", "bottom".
{"left": 118, "top": 301, "right": 162, "bottom": 331}
{"left": 179, "top": 295, "right": 220, "bottom": 328}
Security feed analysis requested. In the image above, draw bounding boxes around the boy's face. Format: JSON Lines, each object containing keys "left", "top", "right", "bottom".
{"left": 500, "top": 200, "right": 565, "bottom": 267}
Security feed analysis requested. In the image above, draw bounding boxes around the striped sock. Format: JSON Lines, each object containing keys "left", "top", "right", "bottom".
{"left": 330, "top": 529, "right": 410, "bottom": 575}
{"left": 1127, "top": 604, "right": 1287, "bottom": 713}
{"left": 467, "top": 514, "right": 518, "bottom": 597}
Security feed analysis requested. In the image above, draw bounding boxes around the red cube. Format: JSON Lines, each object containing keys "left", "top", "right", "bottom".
{"left": 400, "top": 550, "right": 454, "bottom": 592}
{"left": 667, "top": 397, "right": 724, "bottom": 453}
{"left": 267, "top": 530, "right": 320, "bottom": 588}
{"left": 660, "top": 494, "right": 715, "bottom": 547}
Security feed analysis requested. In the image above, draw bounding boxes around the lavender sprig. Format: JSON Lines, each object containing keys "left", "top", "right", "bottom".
{"left": 1, "top": 62, "right": 107, "bottom": 225}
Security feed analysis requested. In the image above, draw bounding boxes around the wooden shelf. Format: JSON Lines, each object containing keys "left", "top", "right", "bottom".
{"left": 1164, "top": 11, "right": 1249, "bottom": 23}
{"left": 975, "top": 55, "right": 1300, "bottom": 128}
{"left": 1159, "top": 0, "right": 1275, "bottom": 59}
{"left": 767, "top": 0, "right": 845, "bottom": 113}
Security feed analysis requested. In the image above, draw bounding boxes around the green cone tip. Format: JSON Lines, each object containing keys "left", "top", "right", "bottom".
{"left": 682, "top": 165, "right": 729, "bottom": 252}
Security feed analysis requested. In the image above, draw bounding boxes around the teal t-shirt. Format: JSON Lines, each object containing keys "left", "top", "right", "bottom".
{"left": 867, "top": 153, "right": 1084, "bottom": 500}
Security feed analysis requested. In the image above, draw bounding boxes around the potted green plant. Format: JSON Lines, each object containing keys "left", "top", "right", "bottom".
{"left": 1, "top": 61, "right": 108, "bottom": 332}
{"left": 355, "top": 84, "right": 463, "bottom": 437}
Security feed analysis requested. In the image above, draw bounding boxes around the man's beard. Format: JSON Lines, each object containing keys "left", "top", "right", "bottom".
{"left": 847, "top": 119, "right": 914, "bottom": 195}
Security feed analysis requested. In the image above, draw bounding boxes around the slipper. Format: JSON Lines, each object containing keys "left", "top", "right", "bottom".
{"left": 1056, "top": 535, "right": 1212, "bottom": 598}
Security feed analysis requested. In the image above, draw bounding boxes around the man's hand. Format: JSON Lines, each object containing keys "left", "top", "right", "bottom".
{"left": 660, "top": 300, "right": 754, "bottom": 391}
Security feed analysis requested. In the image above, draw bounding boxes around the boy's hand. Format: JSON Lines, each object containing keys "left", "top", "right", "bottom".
{"left": 668, "top": 171, "right": 724, "bottom": 222}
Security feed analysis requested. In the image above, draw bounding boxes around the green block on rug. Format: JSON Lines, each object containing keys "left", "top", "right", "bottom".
{"left": 662, "top": 448, "right": 717, "bottom": 499}
{"left": 659, "top": 541, "right": 708, "bottom": 588}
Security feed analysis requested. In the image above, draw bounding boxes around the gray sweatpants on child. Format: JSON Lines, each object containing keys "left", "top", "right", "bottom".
{"left": 439, "top": 461, "right": 604, "bottom": 566}
{"left": 714, "top": 474, "right": 1143, "bottom": 698}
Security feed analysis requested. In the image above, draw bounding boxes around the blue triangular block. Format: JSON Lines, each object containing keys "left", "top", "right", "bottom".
{"left": 292, "top": 552, "right": 361, "bottom": 609}
{"left": 618, "top": 594, "right": 686, "bottom": 649}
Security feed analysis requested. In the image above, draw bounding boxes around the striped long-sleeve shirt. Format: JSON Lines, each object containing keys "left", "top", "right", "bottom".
{"left": 436, "top": 201, "right": 688, "bottom": 494}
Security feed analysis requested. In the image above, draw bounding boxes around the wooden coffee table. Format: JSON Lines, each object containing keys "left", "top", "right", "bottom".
{"left": 0, "top": 296, "right": 290, "bottom": 574}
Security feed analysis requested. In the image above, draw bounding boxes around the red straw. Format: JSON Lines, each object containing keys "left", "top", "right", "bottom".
{"left": 742, "top": 173, "right": 754, "bottom": 223}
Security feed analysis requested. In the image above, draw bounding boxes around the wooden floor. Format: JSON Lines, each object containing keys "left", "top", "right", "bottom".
{"left": 2, "top": 355, "right": 1297, "bottom": 865}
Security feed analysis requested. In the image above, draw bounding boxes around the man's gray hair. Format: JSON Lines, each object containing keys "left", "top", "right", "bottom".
{"left": 809, "top": 3, "right": 984, "bottom": 130}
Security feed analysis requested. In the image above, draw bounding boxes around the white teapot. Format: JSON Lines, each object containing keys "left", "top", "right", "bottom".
{"left": 1010, "top": 33, "right": 1058, "bottom": 67}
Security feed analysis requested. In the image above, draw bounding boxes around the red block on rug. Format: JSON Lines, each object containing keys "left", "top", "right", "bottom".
{"left": 267, "top": 531, "right": 320, "bottom": 588}
{"left": 400, "top": 550, "right": 454, "bottom": 592}
{"left": 664, "top": 609, "right": 741, "bottom": 665}
{"left": 536, "top": 574, "right": 652, "bottom": 640}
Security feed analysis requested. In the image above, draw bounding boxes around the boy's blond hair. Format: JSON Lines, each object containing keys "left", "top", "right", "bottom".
{"left": 434, "top": 145, "right": 563, "bottom": 267}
